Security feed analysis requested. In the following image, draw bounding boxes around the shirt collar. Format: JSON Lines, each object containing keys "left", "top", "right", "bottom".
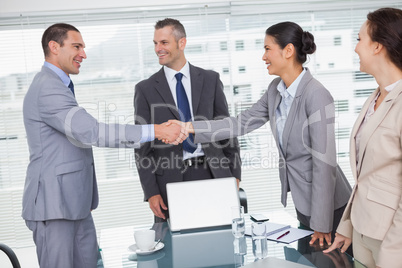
{"left": 163, "top": 61, "right": 190, "bottom": 81}
{"left": 385, "top": 79, "right": 402, "bottom": 92}
{"left": 43, "top": 61, "right": 71, "bottom": 87}
{"left": 277, "top": 68, "right": 306, "bottom": 98}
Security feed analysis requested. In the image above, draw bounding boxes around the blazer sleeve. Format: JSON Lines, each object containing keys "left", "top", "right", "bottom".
{"left": 304, "top": 84, "right": 337, "bottom": 233}
{"left": 193, "top": 88, "right": 270, "bottom": 143}
{"left": 211, "top": 73, "right": 241, "bottom": 179}
{"left": 38, "top": 80, "right": 142, "bottom": 148}
{"left": 134, "top": 83, "right": 161, "bottom": 200}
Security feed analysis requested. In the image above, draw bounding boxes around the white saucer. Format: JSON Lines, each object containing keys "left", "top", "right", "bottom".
{"left": 128, "top": 242, "right": 165, "bottom": 255}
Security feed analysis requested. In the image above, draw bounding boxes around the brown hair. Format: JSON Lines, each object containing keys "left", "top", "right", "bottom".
{"left": 154, "top": 18, "right": 186, "bottom": 41}
{"left": 42, "top": 23, "right": 80, "bottom": 57}
{"left": 367, "top": 7, "right": 402, "bottom": 70}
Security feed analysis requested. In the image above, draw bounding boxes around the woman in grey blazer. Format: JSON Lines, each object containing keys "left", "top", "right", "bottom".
{"left": 169, "top": 21, "right": 352, "bottom": 247}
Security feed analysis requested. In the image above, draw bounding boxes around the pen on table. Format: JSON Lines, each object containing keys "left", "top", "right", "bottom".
{"left": 276, "top": 230, "right": 290, "bottom": 240}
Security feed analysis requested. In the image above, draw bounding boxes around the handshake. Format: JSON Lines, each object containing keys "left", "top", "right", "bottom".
{"left": 154, "top": 120, "right": 194, "bottom": 145}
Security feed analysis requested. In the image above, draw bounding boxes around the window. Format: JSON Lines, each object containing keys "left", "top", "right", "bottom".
{"left": 336, "top": 128, "right": 350, "bottom": 139}
{"left": 186, "top": 44, "right": 203, "bottom": 53}
{"left": 334, "top": 36, "right": 342, "bottom": 46}
{"left": 354, "top": 88, "right": 375, "bottom": 98}
{"left": 334, "top": 100, "right": 349, "bottom": 112}
{"left": 238, "top": 66, "right": 246, "bottom": 73}
{"left": 255, "top": 39, "right": 263, "bottom": 48}
{"left": 235, "top": 40, "right": 244, "bottom": 51}
{"left": 354, "top": 71, "right": 374, "bottom": 81}
{"left": 220, "top": 41, "right": 228, "bottom": 51}
{"left": 355, "top": 106, "right": 363, "bottom": 113}
{"left": 222, "top": 67, "right": 230, "bottom": 74}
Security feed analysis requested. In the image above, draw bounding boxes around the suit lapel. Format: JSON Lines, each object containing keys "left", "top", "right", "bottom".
{"left": 153, "top": 68, "right": 180, "bottom": 119}
{"left": 189, "top": 64, "right": 203, "bottom": 116}
{"left": 356, "top": 82, "right": 402, "bottom": 176}
{"left": 281, "top": 70, "right": 313, "bottom": 154}
{"left": 272, "top": 92, "right": 282, "bottom": 153}
{"left": 349, "top": 88, "right": 377, "bottom": 179}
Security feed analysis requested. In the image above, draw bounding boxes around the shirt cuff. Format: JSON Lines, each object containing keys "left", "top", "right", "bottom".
{"left": 140, "top": 124, "right": 155, "bottom": 143}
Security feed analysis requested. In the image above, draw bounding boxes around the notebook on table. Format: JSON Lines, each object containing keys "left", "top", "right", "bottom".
{"left": 245, "top": 222, "right": 314, "bottom": 243}
{"left": 166, "top": 177, "right": 240, "bottom": 232}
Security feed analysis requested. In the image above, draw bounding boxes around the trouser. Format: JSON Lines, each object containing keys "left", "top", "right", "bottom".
{"left": 352, "top": 228, "right": 381, "bottom": 268}
{"left": 26, "top": 213, "right": 98, "bottom": 268}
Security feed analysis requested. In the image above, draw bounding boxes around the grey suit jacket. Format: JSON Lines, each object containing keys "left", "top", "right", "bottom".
{"left": 22, "top": 66, "right": 143, "bottom": 221}
{"left": 134, "top": 64, "right": 241, "bottom": 204}
{"left": 193, "top": 68, "right": 351, "bottom": 232}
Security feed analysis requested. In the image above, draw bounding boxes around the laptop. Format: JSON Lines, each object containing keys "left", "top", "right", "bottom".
{"left": 166, "top": 177, "right": 240, "bottom": 232}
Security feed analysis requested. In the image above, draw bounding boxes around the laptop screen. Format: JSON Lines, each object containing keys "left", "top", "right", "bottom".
{"left": 166, "top": 177, "right": 240, "bottom": 232}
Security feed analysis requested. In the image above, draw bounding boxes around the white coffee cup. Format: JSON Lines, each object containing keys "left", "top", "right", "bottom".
{"left": 134, "top": 229, "right": 155, "bottom": 251}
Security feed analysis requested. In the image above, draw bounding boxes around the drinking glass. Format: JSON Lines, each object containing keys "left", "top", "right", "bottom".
{"left": 231, "top": 206, "right": 245, "bottom": 238}
{"left": 251, "top": 222, "right": 268, "bottom": 259}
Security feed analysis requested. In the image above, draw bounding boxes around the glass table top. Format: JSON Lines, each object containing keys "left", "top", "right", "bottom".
{"left": 98, "top": 210, "right": 364, "bottom": 268}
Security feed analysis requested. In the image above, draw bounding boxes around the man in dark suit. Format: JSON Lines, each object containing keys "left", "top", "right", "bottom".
{"left": 134, "top": 18, "right": 241, "bottom": 222}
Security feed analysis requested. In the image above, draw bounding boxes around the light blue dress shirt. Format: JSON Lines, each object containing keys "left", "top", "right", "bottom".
{"left": 43, "top": 61, "right": 153, "bottom": 143}
{"left": 276, "top": 68, "right": 306, "bottom": 147}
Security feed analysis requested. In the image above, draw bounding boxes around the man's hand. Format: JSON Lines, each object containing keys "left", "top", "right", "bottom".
{"left": 148, "top": 195, "right": 168, "bottom": 220}
{"left": 323, "top": 232, "right": 352, "bottom": 254}
{"left": 310, "top": 230, "right": 332, "bottom": 247}
{"left": 167, "top": 120, "right": 194, "bottom": 133}
{"left": 159, "top": 120, "right": 193, "bottom": 144}
{"left": 154, "top": 122, "right": 187, "bottom": 145}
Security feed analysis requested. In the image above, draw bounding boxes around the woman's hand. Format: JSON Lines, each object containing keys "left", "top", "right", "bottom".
{"left": 323, "top": 232, "right": 352, "bottom": 254}
{"left": 309, "top": 230, "right": 332, "bottom": 247}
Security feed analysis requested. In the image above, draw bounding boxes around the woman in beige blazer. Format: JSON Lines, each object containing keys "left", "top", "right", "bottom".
{"left": 324, "top": 8, "right": 402, "bottom": 268}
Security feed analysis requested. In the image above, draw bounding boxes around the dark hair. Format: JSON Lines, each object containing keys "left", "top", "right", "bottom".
{"left": 154, "top": 18, "right": 186, "bottom": 41}
{"left": 42, "top": 23, "right": 80, "bottom": 57}
{"left": 367, "top": 7, "right": 402, "bottom": 70}
{"left": 265, "top": 21, "right": 316, "bottom": 64}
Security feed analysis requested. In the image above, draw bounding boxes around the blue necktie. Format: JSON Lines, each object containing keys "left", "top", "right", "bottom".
{"left": 68, "top": 80, "right": 75, "bottom": 96}
{"left": 175, "top": 73, "right": 197, "bottom": 153}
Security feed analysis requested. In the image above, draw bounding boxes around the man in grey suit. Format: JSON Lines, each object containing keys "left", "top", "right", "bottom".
{"left": 134, "top": 18, "right": 241, "bottom": 222}
{"left": 22, "top": 23, "right": 183, "bottom": 268}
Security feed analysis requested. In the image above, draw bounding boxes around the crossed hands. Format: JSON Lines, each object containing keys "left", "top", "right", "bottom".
{"left": 154, "top": 120, "right": 194, "bottom": 144}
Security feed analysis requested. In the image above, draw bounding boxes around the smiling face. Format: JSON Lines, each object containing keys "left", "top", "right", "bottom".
{"left": 355, "top": 21, "right": 376, "bottom": 75}
{"left": 261, "top": 35, "right": 287, "bottom": 77}
{"left": 153, "top": 26, "right": 186, "bottom": 71}
{"left": 49, "top": 30, "right": 86, "bottom": 75}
